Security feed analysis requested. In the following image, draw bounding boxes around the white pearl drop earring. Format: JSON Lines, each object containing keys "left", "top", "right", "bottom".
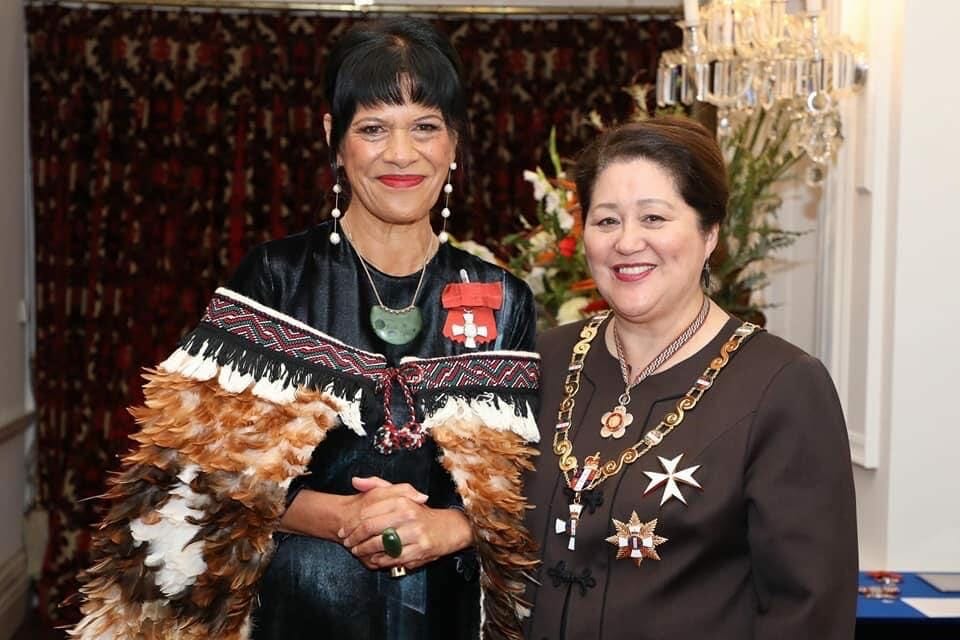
{"left": 439, "top": 161, "right": 456, "bottom": 244}
{"left": 329, "top": 181, "right": 343, "bottom": 245}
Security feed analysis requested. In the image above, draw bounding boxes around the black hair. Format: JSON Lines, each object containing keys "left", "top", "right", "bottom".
{"left": 574, "top": 117, "right": 729, "bottom": 233}
{"left": 324, "top": 17, "right": 468, "bottom": 163}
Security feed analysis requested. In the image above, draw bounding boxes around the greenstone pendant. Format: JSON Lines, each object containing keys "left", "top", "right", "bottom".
{"left": 370, "top": 305, "right": 422, "bottom": 345}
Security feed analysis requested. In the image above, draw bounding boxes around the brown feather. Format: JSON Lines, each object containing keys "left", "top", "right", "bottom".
{"left": 433, "top": 418, "right": 540, "bottom": 640}
{"left": 70, "top": 371, "right": 342, "bottom": 639}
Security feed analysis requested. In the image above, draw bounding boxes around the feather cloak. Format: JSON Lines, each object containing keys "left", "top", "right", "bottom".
{"left": 70, "top": 288, "right": 541, "bottom": 640}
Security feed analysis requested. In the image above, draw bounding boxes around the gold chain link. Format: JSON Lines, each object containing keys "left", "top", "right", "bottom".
{"left": 553, "top": 311, "right": 760, "bottom": 491}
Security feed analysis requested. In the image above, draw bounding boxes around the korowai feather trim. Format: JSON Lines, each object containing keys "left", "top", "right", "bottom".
{"left": 71, "top": 289, "right": 542, "bottom": 639}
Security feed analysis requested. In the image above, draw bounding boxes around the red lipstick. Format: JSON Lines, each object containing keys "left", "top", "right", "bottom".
{"left": 378, "top": 175, "right": 425, "bottom": 188}
{"left": 611, "top": 263, "right": 655, "bottom": 282}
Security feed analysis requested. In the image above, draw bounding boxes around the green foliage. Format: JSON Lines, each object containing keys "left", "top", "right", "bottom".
{"left": 710, "top": 105, "right": 807, "bottom": 324}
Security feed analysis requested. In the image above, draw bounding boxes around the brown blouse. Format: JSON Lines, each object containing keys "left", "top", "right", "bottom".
{"left": 524, "top": 316, "right": 858, "bottom": 640}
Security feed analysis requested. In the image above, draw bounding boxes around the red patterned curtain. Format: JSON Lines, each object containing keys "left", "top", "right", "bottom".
{"left": 26, "top": 5, "right": 679, "bottom": 625}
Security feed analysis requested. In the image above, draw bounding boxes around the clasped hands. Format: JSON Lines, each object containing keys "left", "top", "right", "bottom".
{"left": 336, "top": 476, "right": 473, "bottom": 572}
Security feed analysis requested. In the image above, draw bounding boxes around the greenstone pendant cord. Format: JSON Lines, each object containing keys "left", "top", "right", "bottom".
{"left": 346, "top": 228, "right": 434, "bottom": 346}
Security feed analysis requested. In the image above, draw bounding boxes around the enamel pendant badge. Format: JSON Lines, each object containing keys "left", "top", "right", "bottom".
{"left": 555, "top": 502, "right": 584, "bottom": 551}
{"left": 600, "top": 405, "right": 633, "bottom": 439}
{"left": 555, "top": 453, "right": 600, "bottom": 551}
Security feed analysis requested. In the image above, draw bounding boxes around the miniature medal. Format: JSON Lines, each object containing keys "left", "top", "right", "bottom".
{"left": 554, "top": 502, "right": 584, "bottom": 551}
{"left": 451, "top": 309, "right": 488, "bottom": 348}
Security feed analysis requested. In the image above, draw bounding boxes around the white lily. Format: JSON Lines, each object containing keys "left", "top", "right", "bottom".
{"left": 556, "top": 296, "right": 590, "bottom": 325}
{"left": 523, "top": 169, "right": 549, "bottom": 202}
{"left": 524, "top": 266, "right": 547, "bottom": 296}
{"left": 556, "top": 207, "right": 575, "bottom": 232}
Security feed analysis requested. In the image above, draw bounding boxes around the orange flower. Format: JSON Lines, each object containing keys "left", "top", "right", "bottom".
{"left": 535, "top": 249, "right": 557, "bottom": 266}
{"left": 570, "top": 278, "right": 597, "bottom": 293}
{"left": 569, "top": 207, "right": 583, "bottom": 238}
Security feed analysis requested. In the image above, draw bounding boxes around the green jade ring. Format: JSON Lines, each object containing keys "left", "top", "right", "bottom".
{"left": 381, "top": 527, "right": 403, "bottom": 558}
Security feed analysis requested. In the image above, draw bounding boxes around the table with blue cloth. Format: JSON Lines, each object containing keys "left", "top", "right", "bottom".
{"left": 857, "top": 571, "right": 960, "bottom": 639}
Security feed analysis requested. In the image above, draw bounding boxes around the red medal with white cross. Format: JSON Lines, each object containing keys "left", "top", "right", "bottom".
{"left": 441, "top": 282, "right": 502, "bottom": 348}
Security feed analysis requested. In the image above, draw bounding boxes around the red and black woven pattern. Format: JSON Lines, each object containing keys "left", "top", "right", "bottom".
{"left": 405, "top": 351, "right": 540, "bottom": 394}
{"left": 201, "top": 290, "right": 539, "bottom": 392}
{"left": 201, "top": 290, "right": 387, "bottom": 377}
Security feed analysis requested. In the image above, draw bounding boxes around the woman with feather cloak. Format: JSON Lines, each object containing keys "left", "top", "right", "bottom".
{"left": 70, "top": 17, "right": 540, "bottom": 640}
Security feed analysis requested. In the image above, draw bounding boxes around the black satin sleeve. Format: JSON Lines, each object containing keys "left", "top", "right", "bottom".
{"left": 227, "top": 243, "right": 276, "bottom": 308}
{"left": 498, "top": 271, "right": 537, "bottom": 352}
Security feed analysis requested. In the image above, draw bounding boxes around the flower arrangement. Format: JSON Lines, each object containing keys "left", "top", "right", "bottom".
{"left": 497, "top": 86, "right": 807, "bottom": 328}
{"left": 500, "top": 130, "right": 607, "bottom": 328}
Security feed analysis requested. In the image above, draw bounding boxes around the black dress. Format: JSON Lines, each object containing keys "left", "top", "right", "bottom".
{"left": 228, "top": 220, "right": 537, "bottom": 640}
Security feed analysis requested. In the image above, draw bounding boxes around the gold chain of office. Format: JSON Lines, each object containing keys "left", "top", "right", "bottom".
{"left": 553, "top": 310, "right": 761, "bottom": 491}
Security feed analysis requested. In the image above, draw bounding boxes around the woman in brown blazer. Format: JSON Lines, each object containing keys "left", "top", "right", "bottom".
{"left": 524, "top": 117, "right": 858, "bottom": 639}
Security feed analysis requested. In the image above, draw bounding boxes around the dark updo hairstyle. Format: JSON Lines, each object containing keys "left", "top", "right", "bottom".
{"left": 574, "top": 117, "right": 729, "bottom": 233}
{"left": 324, "top": 17, "right": 468, "bottom": 163}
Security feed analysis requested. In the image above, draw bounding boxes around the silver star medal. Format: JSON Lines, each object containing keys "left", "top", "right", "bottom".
{"left": 643, "top": 454, "right": 702, "bottom": 506}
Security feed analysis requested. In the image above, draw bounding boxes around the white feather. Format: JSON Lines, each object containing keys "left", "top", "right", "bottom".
{"left": 478, "top": 571, "right": 486, "bottom": 640}
{"left": 218, "top": 363, "right": 255, "bottom": 393}
{"left": 251, "top": 376, "right": 297, "bottom": 404}
{"left": 421, "top": 396, "right": 540, "bottom": 443}
{"left": 178, "top": 390, "right": 200, "bottom": 411}
{"left": 158, "top": 347, "right": 190, "bottom": 374}
{"left": 160, "top": 346, "right": 219, "bottom": 381}
{"left": 323, "top": 385, "right": 366, "bottom": 436}
{"left": 128, "top": 465, "right": 208, "bottom": 598}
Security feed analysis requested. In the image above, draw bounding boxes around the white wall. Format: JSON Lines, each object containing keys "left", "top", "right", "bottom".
{"left": 761, "top": 177, "right": 820, "bottom": 354}
{"left": 650, "top": 0, "right": 960, "bottom": 572}
{"left": 820, "top": 0, "right": 960, "bottom": 570}
{"left": 834, "top": 0, "right": 897, "bottom": 571}
{"left": 880, "top": 0, "right": 960, "bottom": 569}
{"left": 0, "top": 0, "right": 29, "bottom": 635}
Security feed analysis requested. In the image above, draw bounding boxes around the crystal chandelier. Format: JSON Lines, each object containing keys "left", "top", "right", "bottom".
{"left": 656, "top": 0, "right": 867, "bottom": 185}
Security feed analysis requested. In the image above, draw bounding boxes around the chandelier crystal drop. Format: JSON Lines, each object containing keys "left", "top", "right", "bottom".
{"left": 656, "top": 0, "right": 867, "bottom": 185}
